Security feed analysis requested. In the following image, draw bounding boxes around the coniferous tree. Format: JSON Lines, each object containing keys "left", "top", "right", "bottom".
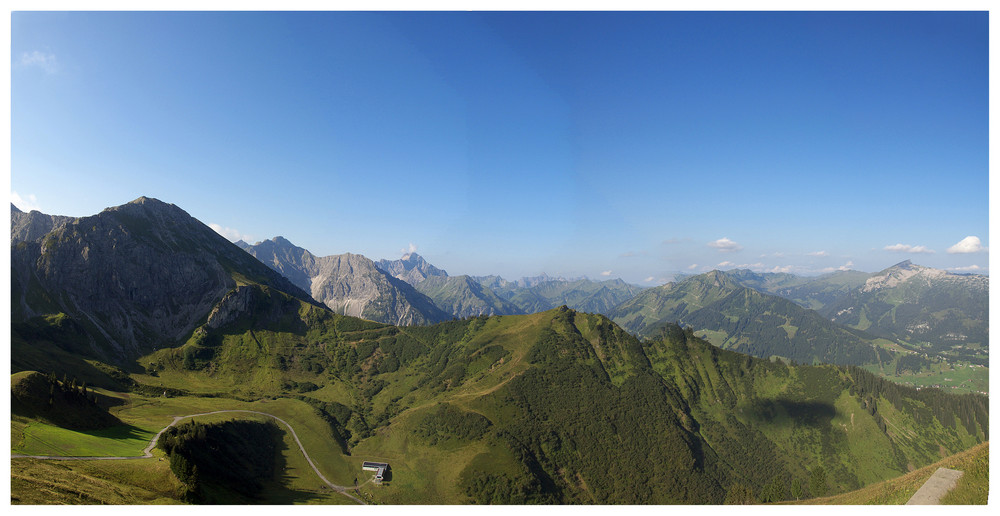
{"left": 791, "top": 479, "right": 803, "bottom": 500}
{"left": 724, "top": 483, "right": 756, "bottom": 505}
{"left": 809, "top": 466, "right": 828, "bottom": 498}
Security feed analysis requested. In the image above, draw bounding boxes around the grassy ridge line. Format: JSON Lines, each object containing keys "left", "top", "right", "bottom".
{"left": 784, "top": 441, "right": 988, "bottom": 505}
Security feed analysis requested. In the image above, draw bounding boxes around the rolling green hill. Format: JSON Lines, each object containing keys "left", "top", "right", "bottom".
{"left": 11, "top": 371, "right": 122, "bottom": 430}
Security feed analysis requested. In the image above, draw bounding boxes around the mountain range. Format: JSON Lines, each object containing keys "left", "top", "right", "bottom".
{"left": 10, "top": 198, "right": 990, "bottom": 504}
{"left": 722, "top": 268, "right": 872, "bottom": 311}
{"left": 608, "top": 270, "right": 894, "bottom": 366}
{"left": 821, "top": 260, "right": 988, "bottom": 363}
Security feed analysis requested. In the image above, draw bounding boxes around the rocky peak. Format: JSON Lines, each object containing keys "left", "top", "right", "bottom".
{"left": 863, "top": 261, "right": 949, "bottom": 292}
{"left": 375, "top": 252, "right": 448, "bottom": 285}
{"left": 271, "top": 236, "right": 295, "bottom": 247}
{"left": 11, "top": 204, "right": 74, "bottom": 243}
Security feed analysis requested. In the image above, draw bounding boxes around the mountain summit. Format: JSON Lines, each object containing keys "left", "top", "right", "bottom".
{"left": 822, "top": 261, "right": 988, "bottom": 355}
{"left": 375, "top": 252, "right": 448, "bottom": 284}
{"left": 11, "top": 197, "right": 312, "bottom": 362}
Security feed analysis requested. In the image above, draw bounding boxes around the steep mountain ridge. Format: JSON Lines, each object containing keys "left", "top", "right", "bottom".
{"left": 11, "top": 204, "right": 75, "bottom": 243}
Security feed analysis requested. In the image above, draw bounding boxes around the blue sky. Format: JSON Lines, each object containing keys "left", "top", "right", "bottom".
{"left": 10, "top": 11, "right": 989, "bottom": 283}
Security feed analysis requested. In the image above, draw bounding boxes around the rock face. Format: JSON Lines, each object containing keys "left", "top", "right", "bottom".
{"left": 206, "top": 286, "right": 259, "bottom": 329}
{"left": 375, "top": 252, "right": 448, "bottom": 285}
{"left": 10, "top": 198, "right": 313, "bottom": 362}
{"left": 243, "top": 237, "right": 449, "bottom": 326}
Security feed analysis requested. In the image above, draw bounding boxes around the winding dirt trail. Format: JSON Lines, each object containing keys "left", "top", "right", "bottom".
{"left": 11, "top": 409, "right": 365, "bottom": 505}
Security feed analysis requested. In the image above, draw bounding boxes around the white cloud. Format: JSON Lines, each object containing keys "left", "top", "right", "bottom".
{"left": 947, "top": 236, "right": 987, "bottom": 254}
{"left": 600, "top": 270, "right": 612, "bottom": 276}
{"left": 644, "top": 276, "right": 655, "bottom": 282}
{"left": 209, "top": 223, "right": 251, "bottom": 243}
{"left": 20, "top": 51, "right": 58, "bottom": 74}
{"left": 707, "top": 237, "right": 742, "bottom": 253}
{"left": 687, "top": 263, "right": 699, "bottom": 270}
{"left": 947, "top": 265, "right": 983, "bottom": 272}
{"left": 884, "top": 243, "right": 934, "bottom": 254}
{"left": 717, "top": 261, "right": 735, "bottom": 267}
{"left": 399, "top": 242, "right": 418, "bottom": 256}
{"left": 769, "top": 265, "right": 795, "bottom": 274}
{"left": 821, "top": 260, "right": 856, "bottom": 273}
{"left": 806, "top": 250, "right": 829, "bottom": 257}
{"left": 11, "top": 190, "right": 42, "bottom": 212}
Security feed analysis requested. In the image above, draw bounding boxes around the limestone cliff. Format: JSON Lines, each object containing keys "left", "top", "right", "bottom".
{"left": 243, "top": 237, "right": 449, "bottom": 326}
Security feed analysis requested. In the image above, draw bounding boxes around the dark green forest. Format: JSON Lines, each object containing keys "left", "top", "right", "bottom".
{"left": 157, "top": 419, "right": 281, "bottom": 503}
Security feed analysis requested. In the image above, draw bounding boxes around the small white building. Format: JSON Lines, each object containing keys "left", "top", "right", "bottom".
{"left": 362, "top": 461, "right": 390, "bottom": 484}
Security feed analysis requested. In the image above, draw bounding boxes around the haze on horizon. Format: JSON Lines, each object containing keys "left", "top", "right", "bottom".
{"left": 10, "top": 11, "right": 989, "bottom": 284}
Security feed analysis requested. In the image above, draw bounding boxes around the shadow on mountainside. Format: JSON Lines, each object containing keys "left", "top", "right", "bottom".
{"left": 746, "top": 398, "right": 837, "bottom": 428}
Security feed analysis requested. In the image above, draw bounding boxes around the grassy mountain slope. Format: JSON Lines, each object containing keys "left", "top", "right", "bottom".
{"left": 788, "top": 441, "right": 988, "bottom": 505}
{"left": 11, "top": 370, "right": 122, "bottom": 430}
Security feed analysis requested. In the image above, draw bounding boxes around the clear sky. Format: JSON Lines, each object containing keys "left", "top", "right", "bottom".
{"left": 10, "top": 11, "right": 990, "bottom": 284}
